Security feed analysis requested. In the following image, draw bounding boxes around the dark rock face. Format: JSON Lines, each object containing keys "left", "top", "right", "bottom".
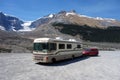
{"left": 29, "top": 17, "right": 52, "bottom": 28}
{"left": 0, "top": 12, "right": 24, "bottom": 31}
{"left": 52, "top": 23, "right": 120, "bottom": 42}
{"left": 23, "top": 10, "right": 120, "bottom": 42}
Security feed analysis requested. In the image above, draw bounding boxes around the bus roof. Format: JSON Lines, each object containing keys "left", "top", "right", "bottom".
{"left": 34, "top": 38, "right": 81, "bottom": 43}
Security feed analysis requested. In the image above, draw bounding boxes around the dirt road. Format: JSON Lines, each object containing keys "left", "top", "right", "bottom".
{"left": 0, "top": 51, "right": 120, "bottom": 80}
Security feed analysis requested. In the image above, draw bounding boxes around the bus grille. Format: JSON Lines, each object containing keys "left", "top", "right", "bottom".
{"left": 34, "top": 55, "right": 43, "bottom": 61}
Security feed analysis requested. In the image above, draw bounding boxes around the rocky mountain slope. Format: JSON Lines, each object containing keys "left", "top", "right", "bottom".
{"left": 0, "top": 12, "right": 24, "bottom": 31}
{"left": 1, "top": 11, "right": 120, "bottom": 31}
{"left": 0, "top": 30, "right": 33, "bottom": 53}
{"left": 0, "top": 10, "right": 120, "bottom": 52}
{"left": 24, "top": 10, "right": 120, "bottom": 42}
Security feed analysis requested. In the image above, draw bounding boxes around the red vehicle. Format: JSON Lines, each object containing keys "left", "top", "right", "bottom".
{"left": 82, "top": 48, "right": 99, "bottom": 56}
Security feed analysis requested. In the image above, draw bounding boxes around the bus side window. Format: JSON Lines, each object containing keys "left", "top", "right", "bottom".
{"left": 59, "top": 44, "right": 65, "bottom": 49}
{"left": 77, "top": 45, "right": 81, "bottom": 48}
{"left": 50, "top": 43, "right": 56, "bottom": 50}
{"left": 67, "top": 44, "right": 72, "bottom": 49}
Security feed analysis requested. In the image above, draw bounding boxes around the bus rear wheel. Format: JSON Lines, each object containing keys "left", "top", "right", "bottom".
{"left": 72, "top": 55, "right": 75, "bottom": 59}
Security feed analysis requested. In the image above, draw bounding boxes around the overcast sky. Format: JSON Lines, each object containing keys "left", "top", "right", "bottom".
{"left": 0, "top": 0, "right": 120, "bottom": 21}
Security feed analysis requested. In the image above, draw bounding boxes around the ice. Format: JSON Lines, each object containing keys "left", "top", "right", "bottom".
{"left": 19, "top": 21, "right": 34, "bottom": 31}
{"left": 0, "top": 26, "right": 5, "bottom": 30}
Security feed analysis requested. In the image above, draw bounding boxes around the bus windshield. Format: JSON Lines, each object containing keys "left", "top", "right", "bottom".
{"left": 33, "top": 43, "right": 56, "bottom": 52}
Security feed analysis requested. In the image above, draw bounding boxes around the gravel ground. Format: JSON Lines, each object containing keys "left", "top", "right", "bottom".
{"left": 0, "top": 51, "right": 120, "bottom": 80}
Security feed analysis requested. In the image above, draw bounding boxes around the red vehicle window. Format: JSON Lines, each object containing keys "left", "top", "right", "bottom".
{"left": 91, "top": 49, "right": 98, "bottom": 51}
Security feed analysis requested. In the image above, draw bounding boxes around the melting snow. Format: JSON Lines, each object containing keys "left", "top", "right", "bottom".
{"left": 78, "top": 14, "right": 93, "bottom": 18}
{"left": 48, "top": 14, "right": 54, "bottom": 18}
{"left": 21, "top": 21, "right": 32, "bottom": 27}
{"left": 66, "top": 12, "right": 76, "bottom": 16}
{"left": 0, "top": 26, "right": 5, "bottom": 30}
{"left": 19, "top": 21, "right": 35, "bottom": 31}
{"left": 94, "top": 17, "right": 116, "bottom": 21}
{"left": 11, "top": 26, "right": 17, "bottom": 31}
{"left": 95, "top": 17, "right": 104, "bottom": 20}
{"left": 66, "top": 12, "right": 116, "bottom": 22}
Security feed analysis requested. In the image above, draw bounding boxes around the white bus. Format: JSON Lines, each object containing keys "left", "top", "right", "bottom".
{"left": 33, "top": 38, "right": 83, "bottom": 63}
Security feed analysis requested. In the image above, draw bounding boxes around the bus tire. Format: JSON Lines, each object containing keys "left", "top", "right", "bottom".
{"left": 52, "top": 58, "right": 56, "bottom": 63}
{"left": 72, "top": 55, "right": 75, "bottom": 59}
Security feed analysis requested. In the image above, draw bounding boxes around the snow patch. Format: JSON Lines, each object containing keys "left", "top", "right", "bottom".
{"left": 95, "top": 17, "right": 115, "bottom": 21}
{"left": 11, "top": 26, "right": 17, "bottom": 31}
{"left": 94, "top": 17, "right": 116, "bottom": 22}
{"left": 48, "top": 14, "right": 54, "bottom": 18}
{"left": 78, "top": 14, "right": 93, "bottom": 19}
{"left": 19, "top": 21, "right": 35, "bottom": 32}
{"left": 67, "top": 12, "right": 93, "bottom": 19}
{"left": 66, "top": 12, "right": 116, "bottom": 22}
{"left": 95, "top": 17, "right": 104, "bottom": 20}
{"left": 66, "top": 12, "right": 76, "bottom": 16}
{"left": 21, "top": 21, "right": 32, "bottom": 27}
{"left": 74, "top": 13, "right": 116, "bottom": 22}
{"left": 4, "top": 13, "right": 18, "bottom": 19}
{"left": 0, "top": 26, "right": 5, "bottom": 30}
{"left": 104, "top": 18, "right": 116, "bottom": 22}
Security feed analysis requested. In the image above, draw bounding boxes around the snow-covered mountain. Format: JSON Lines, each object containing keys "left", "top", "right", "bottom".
{"left": 19, "top": 21, "right": 35, "bottom": 31}
{"left": 0, "top": 12, "right": 55, "bottom": 31}
{"left": 0, "top": 11, "right": 120, "bottom": 32}
{"left": 52, "top": 10, "right": 120, "bottom": 28}
{"left": 29, "top": 10, "right": 120, "bottom": 29}
{"left": 29, "top": 16, "right": 53, "bottom": 29}
{"left": 0, "top": 12, "right": 24, "bottom": 31}
{"left": 1, "top": 10, "right": 120, "bottom": 53}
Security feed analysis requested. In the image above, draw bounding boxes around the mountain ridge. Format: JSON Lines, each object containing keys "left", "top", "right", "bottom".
{"left": 0, "top": 11, "right": 120, "bottom": 53}
{"left": 1, "top": 11, "right": 120, "bottom": 32}
{"left": 0, "top": 12, "right": 24, "bottom": 31}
